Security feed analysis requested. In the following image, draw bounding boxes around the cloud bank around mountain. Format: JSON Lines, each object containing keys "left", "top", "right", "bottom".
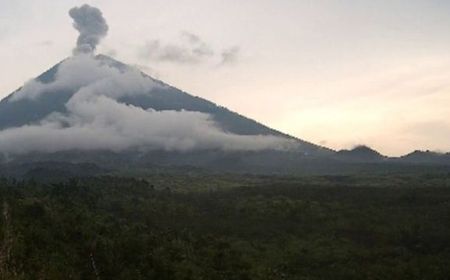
{"left": 1, "top": 54, "right": 296, "bottom": 154}
{"left": 0, "top": 4, "right": 296, "bottom": 155}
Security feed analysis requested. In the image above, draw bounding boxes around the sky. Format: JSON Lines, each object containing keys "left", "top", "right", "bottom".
{"left": 1, "top": 0, "right": 450, "bottom": 156}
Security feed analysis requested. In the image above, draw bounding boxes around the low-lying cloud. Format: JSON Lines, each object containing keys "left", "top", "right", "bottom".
{"left": 1, "top": 54, "right": 296, "bottom": 154}
{"left": 0, "top": 5, "right": 295, "bottom": 155}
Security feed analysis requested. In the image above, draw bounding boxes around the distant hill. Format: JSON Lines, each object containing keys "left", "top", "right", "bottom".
{"left": 335, "top": 145, "right": 386, "bottom": 162}
{"left": 0, "top": 55, "right": 449, "bottom": 175}
{"left": 0, "top": 55, "right": 327, "bottom": 155}
{"left": 398, "top": 150, "right": 450, "bottom": 165}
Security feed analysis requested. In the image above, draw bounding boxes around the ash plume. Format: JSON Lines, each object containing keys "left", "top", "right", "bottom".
{"left": 0, "top": 5, "right": 296, "bottom": 155}
{"left": 69, "top": 4, "right": 108, "bottom": 55}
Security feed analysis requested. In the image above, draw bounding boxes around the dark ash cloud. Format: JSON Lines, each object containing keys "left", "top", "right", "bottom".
{"left": 69, "top": 4, "right": 109, "bottom": 55}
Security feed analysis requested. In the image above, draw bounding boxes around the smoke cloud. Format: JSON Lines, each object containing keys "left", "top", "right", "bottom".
{"left": 0, "top": 5, "right": 295, "bottom": 155}
{"left": 69, "top": 4, "right": 109, "bottom": 54}
{"left": 1, "top": 55, "right": 297, "bottom": 154}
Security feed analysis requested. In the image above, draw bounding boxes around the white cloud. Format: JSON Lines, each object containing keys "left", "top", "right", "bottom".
{"left": 0, "top": 54, "right": 296, "bottom": 154}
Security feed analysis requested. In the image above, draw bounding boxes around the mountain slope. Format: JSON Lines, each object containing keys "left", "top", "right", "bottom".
{"left": 335, "top": 145, "right": 386, "bottom": 162}
{"left": 398, "top": 150, "right": 450, "bottom": 165}
{"left": 2, "top": 55, "right": 450, "bottom": 175}
{"left": 0, "top": 55, "right": 328, "bottom": 155}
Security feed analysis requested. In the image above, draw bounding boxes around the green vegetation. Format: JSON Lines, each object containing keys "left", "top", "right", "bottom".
{"left": 1, "top": 173, "right": 450, "bottom": 279}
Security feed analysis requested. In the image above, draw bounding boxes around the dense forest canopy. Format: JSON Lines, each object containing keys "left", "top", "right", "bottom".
{"left": 1, "top": 173, "right": 450, "bottom": 279}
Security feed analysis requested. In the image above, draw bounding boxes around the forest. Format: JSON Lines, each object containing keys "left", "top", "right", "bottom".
{"left": 1, "top": 172, "right": 450, "bottom": 279}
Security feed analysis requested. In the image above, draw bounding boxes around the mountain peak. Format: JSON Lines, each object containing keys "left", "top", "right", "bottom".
{"left": 0, "top": 54, "right": 328, "bottom": 156}
{"left": 336, "top": 145, "right": 385, "bottom": 162}
{"left": 399, "top": 150, "right": 450, "bottom": 164}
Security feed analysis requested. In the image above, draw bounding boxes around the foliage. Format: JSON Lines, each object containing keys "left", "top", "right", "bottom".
{"left": 0, "top": 173, "right": 450, "bottom": 279}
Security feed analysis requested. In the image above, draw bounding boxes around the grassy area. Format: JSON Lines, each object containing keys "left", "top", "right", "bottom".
{"left": 1, "top": 173, "right": 450, "bottom": 279}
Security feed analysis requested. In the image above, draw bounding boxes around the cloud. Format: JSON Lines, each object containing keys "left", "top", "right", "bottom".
{"left": 220, "top": 46, "right": 240, "bottom": 65}
{"left": 0, "top": 100, "right": 294, "bottom": 154}
{"left": 9, "top": 54, "right": 133, "bottom": 101}
{"left": 69, "top": 4, "right": 109, "bottom": 55}
{"left": 181, "top": 31, "right": 201, "bottom": 44}
{"left": 139, "top": 40, "right": 202, "bottom": 64}
{"left": 138, "top": 32, "right": 215, "bottom": 64}
{"left": 102, "top": 48, "right": 118, "bottom": 57}
{"left": 138, "top": 31, "right": 242, "bottom": 68}
{"left": 1, "top": 55, "right": 296, "bottom": 154}
{"left": 138, "top": 32, "right": 241, "bottom": 68}
{"left": 181, "top": 31, "right": 214, "bottom": 57}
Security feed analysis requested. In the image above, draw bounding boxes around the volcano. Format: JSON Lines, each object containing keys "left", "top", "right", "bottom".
{"left": 0, "top": 55, "right": 326, "bottom": 152}
{"left": 0, "top": 55, "right": 301, "bottom": 139}
{"left": 1, "top": 55, "right": 450, "bottom": 176}
{"left": 0, "top": 54, "right": 336, "bottom": 174}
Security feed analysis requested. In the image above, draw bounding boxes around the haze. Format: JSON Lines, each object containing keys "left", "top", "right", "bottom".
{"left": 1, "top": 0, "right": 450, "bottom": 156}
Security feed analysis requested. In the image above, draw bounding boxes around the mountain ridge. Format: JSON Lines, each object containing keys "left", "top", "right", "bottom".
{"left": 0, "top": 54, "right": 330, "bottom": 156}
{"left": 1, "top": 55, "right": 450, "bottom": 175}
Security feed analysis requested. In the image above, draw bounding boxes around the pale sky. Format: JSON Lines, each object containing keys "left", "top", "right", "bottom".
{"left": 1, "top": 0, "right": 450, "bottom": 156}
